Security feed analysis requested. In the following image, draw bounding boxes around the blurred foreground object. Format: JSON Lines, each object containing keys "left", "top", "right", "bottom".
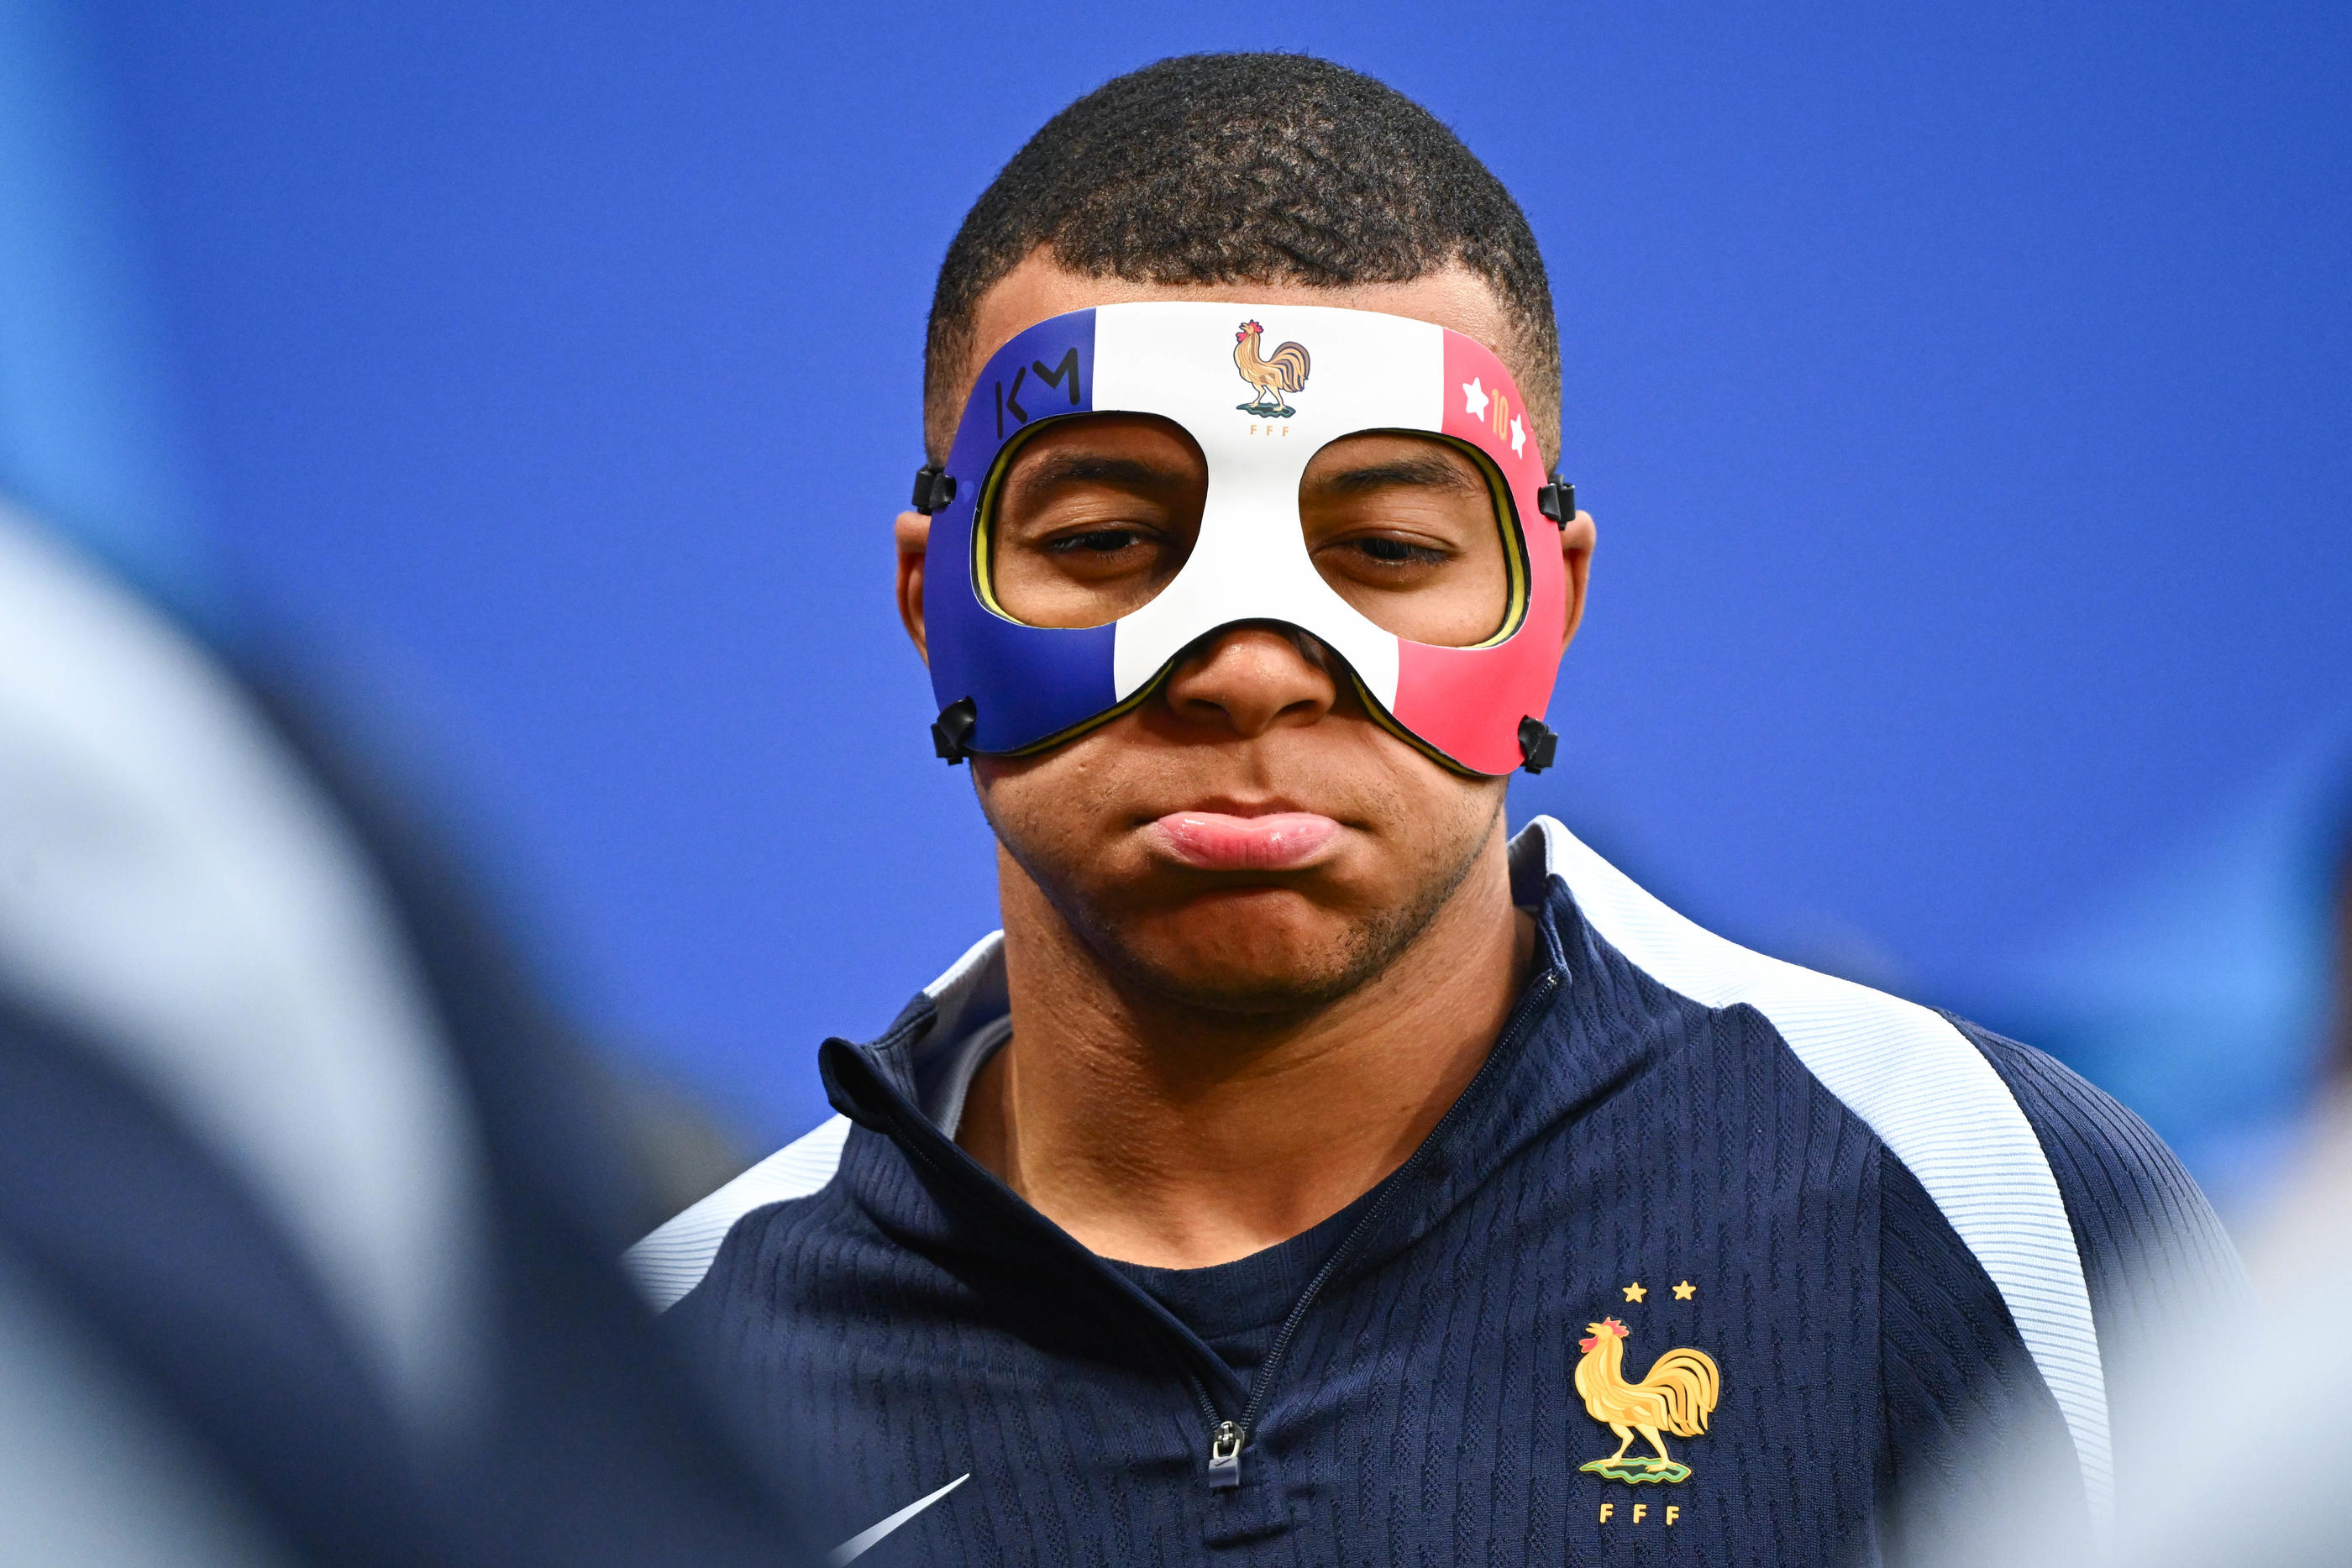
{"left": 0, "top": 501, "right": 809, "bottom": 1565}
{"left": 2143, "top": 1090, "right": 2352, "bottom": 1566}
{"left": 1920, "top": 1093, "right": 2352, "bottom": 1568}
{"left": 1914, "top": 813, "right": 2352, "bottom": 1568}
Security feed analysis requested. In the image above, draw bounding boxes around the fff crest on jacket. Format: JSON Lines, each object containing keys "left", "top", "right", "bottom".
{"left": 1577, "top": 1307, "right": 1722, "bottom": 1487}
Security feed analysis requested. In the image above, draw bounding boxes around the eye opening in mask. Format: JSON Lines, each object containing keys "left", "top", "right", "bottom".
{"left": 1296, "top": 429, "right": 1530, "bottom": 650}
{"left": 972, "top": 411, "right": 1207, "bottom": 632}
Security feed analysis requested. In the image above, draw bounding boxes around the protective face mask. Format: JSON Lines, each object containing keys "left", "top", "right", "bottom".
{"left": 914, "top": 302, "right": 1574, "bottom": 776}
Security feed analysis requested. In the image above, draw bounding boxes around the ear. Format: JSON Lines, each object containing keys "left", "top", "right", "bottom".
{"left": 1556, "top": 508, "right": 1596, "bottom": 653}
{"left": 894, "top": 509, "right": 931, "bottom": 664}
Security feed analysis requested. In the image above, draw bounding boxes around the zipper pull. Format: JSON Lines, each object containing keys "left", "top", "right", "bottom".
{"left": 1207, "top": 1420, "right": 1246, "bottom": 1490}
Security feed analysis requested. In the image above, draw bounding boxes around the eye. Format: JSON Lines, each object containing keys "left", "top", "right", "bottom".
{"left": 1045, "top": 527, "right": 1154, "bottom": 556}
{"left": 1337, "top": 535, "right": 1450, "bottom": 568}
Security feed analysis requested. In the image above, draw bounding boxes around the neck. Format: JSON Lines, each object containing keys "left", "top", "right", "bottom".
{"left": 955, "top": 823, "right": 1535, "bottom": 1269}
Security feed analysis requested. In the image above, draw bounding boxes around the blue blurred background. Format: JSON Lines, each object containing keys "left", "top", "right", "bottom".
{"left": 8, "top": 1, "right": 2348, "bottom": 1211}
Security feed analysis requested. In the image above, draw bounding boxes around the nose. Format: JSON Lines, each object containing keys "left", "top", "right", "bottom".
{"left": 1158, "top": 623, "right": 1338, "bottom": 740}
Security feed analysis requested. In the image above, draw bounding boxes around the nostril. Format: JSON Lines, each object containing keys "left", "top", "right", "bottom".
{"left": 1161, "top": 624, "right": 1340, "bottom": 738}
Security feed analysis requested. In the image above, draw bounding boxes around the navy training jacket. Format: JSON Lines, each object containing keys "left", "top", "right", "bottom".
{"left": 637, "top": 817, "right": 2239, "bottom": 1565}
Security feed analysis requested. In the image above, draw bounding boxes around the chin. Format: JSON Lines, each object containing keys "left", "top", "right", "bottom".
{"left": 1095, "top": 891, "right": 1396, "bottom": 1015}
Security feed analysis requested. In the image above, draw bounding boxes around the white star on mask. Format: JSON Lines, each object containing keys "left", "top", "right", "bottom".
{"left": 1509, "top": 415, "right": 1526, "bottom": 457}
{"left": 1462, "top": 377, "right": 1490, "bottom": 418}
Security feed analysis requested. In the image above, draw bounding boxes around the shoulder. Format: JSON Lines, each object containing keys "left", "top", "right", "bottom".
{"left": 1940, "top": 1020, "right": 2244, "bottom": 1338}
{"left": 1521, "top": 818, "right": 2068, "bottom": 1160}
{"left": 1521, "top": 813, "right": 2249, "bottom": 1529}
{"left": 625, "top": 931, "right": 1011, "bottom": 1315}
{"left": 1522, "top": 819, "right": 2121, "bottom": 1279}
{"left": 1518, "top": 815, "right": 2121, "bottom": 1514}
{"left": 622, "top": 1115, "right": 853, "bottom": 1313}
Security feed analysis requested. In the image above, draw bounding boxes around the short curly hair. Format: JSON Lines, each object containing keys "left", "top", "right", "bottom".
{"left": 924, "top": 54, "right": 1560, "bottom": 465}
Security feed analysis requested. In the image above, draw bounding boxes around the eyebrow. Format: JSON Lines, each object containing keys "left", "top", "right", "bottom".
{"left": 1009, "top": 452, "right": 1193, "bottom": 506}
{"left": 1304, "top": 454, "right": 1482, "bottom": 498}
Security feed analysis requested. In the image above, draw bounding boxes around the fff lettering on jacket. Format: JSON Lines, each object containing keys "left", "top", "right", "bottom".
{"left": 1596, "top": 1502, "right": 1682, "bottom": 1527}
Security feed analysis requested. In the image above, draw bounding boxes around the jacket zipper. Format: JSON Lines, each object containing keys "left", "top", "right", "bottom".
{"left": 1194, "top": 968, "right": 1562, "bottom": 1489}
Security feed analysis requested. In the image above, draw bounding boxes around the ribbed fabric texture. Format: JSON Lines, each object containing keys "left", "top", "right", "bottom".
{"left": 1105, "top": 1187, "right": 1378, "bottom": 1387}
{"left": 672, "top": 875, "right": 2230, "bottom": 1566}
{"left": 1959, "top": 1021, "right": 2245, "bottom": 1353}
{"left": 1951, "top": 1020, "right": 2248, "bottom": 1520}
{"left": 1877, "top": 1151, "right": 2085, "bottom": 1562}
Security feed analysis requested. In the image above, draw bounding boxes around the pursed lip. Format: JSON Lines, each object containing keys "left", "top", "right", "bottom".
{"left": 1142, "top": 805, "right": 1345, "bottom": 872}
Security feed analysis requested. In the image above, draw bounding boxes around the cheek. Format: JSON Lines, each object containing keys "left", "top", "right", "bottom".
{"left": 970, "top": 746, "right": 1125, "bottom": 871}
{"left": 1366, "top": 747, "right": 1507, "bottom": 865}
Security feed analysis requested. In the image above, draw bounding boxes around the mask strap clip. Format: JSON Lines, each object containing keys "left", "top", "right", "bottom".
{"left": 911, "top": 464, "right": 958, "bottom": 515}
{"left": 1523, "top": 478, "right": 1572, "bottom": 769}
{"left": 1518, "top": 716, "right": 1559, "bottom": 774}
{"left": 932, "top": 697, "right": 979, "bottom": 764}
{"left": 1536, "top": 475, "right": 1576, "bottom": 527}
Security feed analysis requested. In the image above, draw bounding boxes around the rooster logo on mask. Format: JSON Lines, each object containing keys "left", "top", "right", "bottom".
{"left": 1233, "top": 320, "right": 1310, "bottom": 417}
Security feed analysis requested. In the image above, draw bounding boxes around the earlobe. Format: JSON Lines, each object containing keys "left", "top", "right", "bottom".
{"left": 1557, "top": 509, "right": 1596, "bottom": 653}
{"left": 895, "top": 509, "right": 932, "bottom": 664}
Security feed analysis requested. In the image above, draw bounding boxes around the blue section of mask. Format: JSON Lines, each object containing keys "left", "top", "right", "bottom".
{"left": 927, "top": 307, "right": 1117, "bottom": 754}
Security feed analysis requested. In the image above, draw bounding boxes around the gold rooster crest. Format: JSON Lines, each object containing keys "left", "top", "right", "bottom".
{"left": 1233, "top": 320, "right": 1310, "bottom": 417}
{"left": 1574, "top": 1317, "right": 1721, "bottom": 1485}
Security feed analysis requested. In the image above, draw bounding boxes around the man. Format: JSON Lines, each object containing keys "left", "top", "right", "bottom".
{"left": 635, "top": 55, "right": 2236, "bottom": 1565}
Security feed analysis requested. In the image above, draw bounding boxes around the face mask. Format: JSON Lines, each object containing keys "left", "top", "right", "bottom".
{"left": 912, "top": 302, "right": 1573, "bottom": 776}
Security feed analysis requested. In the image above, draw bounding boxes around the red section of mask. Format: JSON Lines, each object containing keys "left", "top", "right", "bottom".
{"left": 1383, "top": 332, "right": 1569, "bottom": 776}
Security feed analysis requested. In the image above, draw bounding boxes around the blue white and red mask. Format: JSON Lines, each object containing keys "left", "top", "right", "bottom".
{"left": 915, "top": 302, "right": 1572, "bottom": 777}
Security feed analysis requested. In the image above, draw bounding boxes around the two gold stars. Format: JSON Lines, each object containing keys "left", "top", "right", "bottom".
{"left": 1621, "top": 1280, "right": 1699, "bottom": 1303}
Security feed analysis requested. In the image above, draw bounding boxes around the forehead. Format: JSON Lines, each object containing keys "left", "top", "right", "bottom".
{"left": 960, "top": 252, "right": 1518, "bottom": 410}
